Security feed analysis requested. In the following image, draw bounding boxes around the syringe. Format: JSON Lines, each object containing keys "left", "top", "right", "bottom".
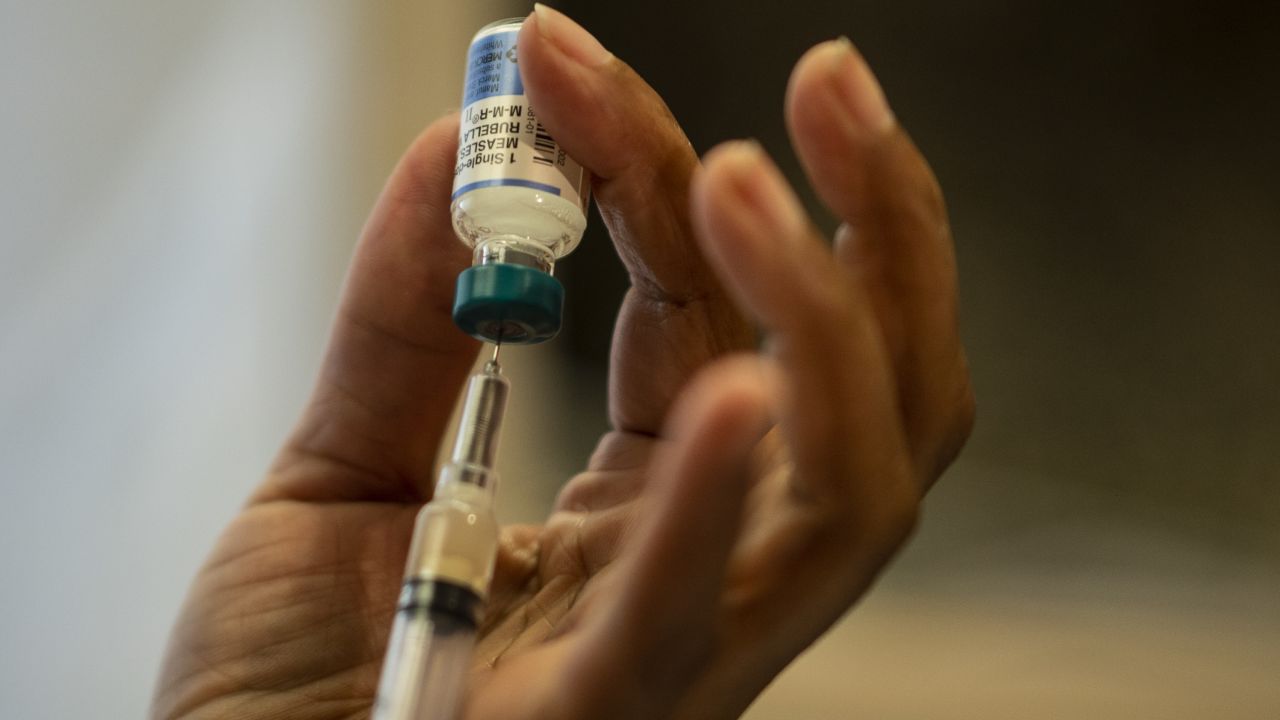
{"left": 371, "top": 352, "right": 509, "bottom": 720}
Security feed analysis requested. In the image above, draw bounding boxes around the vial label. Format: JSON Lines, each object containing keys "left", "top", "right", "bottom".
{"left": 452, "top": 27, "right": 589, "bottom": 212}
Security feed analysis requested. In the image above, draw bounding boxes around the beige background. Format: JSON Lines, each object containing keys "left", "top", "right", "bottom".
{"left": 1, "top": 2, "right": 1276, "bottom": 719}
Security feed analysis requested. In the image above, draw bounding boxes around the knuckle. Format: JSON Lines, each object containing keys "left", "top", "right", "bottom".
{"left": 868, "top": 479, "right": 921, "bottom": 548}
{"left": 821, "top": 467, "right": 921, "bottom": 550}
{"left": 938, "top": 380, "right": 977, "bottom": 478}
{"left": 864, "top": 136, "right": 950, "bottom": 233}
{"left": 916, "top": 169, "right": 949, "bottom": 224}
{"left": 889, "top": 130, "right": 949, "bottom": 219}
{"left": 887, "top": 486, "right": 922, "bottom": 543}
{"left": 867, "top": 188, "right": 946, "bottom": 246}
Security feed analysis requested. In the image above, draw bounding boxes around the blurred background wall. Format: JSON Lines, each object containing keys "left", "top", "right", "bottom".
{"left": 1, "top": 1, "right": 1277, "bottom": 719}
{"left": 0, "top": 2, "right": 520, "bottom": 717}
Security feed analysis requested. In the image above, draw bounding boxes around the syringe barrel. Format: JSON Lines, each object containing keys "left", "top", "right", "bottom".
{"left": 373, "top": 362, "right": 507, "bottom": 720}
{"left": 449, "top": 363, "right": 509, "bottom": 471}
{"left": 372, "top": 604, "right": 476, "bottom": 720}
{"left": 403, "top": 482, "right": 499, "bottom": 596}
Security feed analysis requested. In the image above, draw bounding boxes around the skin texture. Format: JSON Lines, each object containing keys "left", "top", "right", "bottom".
{"left": 152, "top": 7, "right": 974, "bottom": 720}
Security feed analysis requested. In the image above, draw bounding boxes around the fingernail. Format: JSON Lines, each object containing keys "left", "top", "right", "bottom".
{"left": 532, "top": 3, "right": 612, "bottom": 67}
{"left": 823, "top": 37, "right": 895, "bottom": 134}
{"left": 713, "top": 140, "right": 805, "bottom": 238}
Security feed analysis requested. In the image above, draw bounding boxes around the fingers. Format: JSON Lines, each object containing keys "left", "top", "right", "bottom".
{"left": 518, "top": 6, "right": 755, "bottom": 434}
{"left": 690, "top": 140, "right": 918, "bottom": 516}
{"left": 785, "top": 39, "right": 973, "bottom": 481}
{"left": 254, "top": 115, "right": 479, "bottom": 504}
{"left": 785, "top": 39, "right": 952, "bottom": 305}
{"left": 572, "top": 356, "right": 775, "bottom": 716}
{"left": 518, "top": 5, "right": 707, "bottom": 301}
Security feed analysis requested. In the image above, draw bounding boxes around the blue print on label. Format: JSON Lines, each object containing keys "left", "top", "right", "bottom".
{"left": 463, "top": 30, "right": 524, "bottom": 106}
{"left": 452, "top": 178, "right": 563, "bottom": 201}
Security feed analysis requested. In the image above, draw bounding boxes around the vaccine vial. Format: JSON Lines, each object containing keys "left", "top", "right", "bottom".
{"left": 451, "top": 17, "right": 591, "bottom": 344}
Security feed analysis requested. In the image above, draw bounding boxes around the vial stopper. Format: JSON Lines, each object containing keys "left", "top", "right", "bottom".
{"left": 452, "top": 264, "right": 564, "bottom": 344}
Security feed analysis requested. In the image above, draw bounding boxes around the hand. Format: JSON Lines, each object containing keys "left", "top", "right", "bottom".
{"left": 152, "top": 6, "right": 973, "bottom": 720}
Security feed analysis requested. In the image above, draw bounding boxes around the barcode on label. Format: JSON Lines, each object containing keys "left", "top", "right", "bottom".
{"left": 533, "top": 123, "right": 556, "bottom": 166}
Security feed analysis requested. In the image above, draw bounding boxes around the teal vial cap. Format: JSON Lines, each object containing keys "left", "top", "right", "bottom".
{"left": 453, "top": 263, "right": 564, "bottom": 344}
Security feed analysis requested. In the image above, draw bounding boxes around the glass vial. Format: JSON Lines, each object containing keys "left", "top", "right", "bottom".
{"left": 450, "top": 17, "right": 591, "bottom": 344}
